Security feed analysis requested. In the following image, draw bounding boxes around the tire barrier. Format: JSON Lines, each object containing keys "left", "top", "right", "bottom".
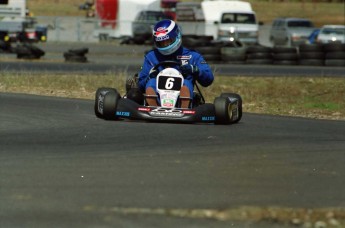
{"left": 220, "top": 42, "right": 344, "bottom": 67}
{"left": 298, "top": 44, "right": 324, "bottom": 66}
{"left": 272, "top": 47, "right": 298, "bottom": 66}
{"left": 0, "top": 41, "right": 13, "bottom": 53}
{"left": 323, "top": 43, "right": 345, "bottom": 67}
{"left": 221, "top": 43, "right": 247, "bottom": 64}
{"left": 246, "top": 46, "right": 273, "bottom": 65}
{"left": 63, "top": 47, "right": 89, "bottom": 63}
{"left": 182, "top": 35, "right": 222, "bottom": 63}
{"left": 15, "top": 43, "right": 45, "bottom": 60}
{"left": 182, "top": 36, "right": 344, "bottom": 67}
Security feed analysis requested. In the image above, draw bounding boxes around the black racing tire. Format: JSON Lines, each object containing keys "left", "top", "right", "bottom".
{"left": 203, "top": 54, "right": 221, "bottom": 63}
{"left": 325, "top": 52, "right": 345, "bottom": 60}
{"left": 15, "top": 45, "right": 32, "bottom": 55}
{"left": 94, "top": 88, "right": 120, "bottom": 120}
{"left": 323, "top": 43, "right": 345, "bottom": 52}
{"left": 299, "top": 52, "right": 324, "bottom": 59}
{"left": 221, "top": 53, "right": 246, "bottom": 62}
{"left": 298, "top": 44, "right": 323, "bottom": 52}
{"left": 17, "top": 53, "right": 39, "bottom": 59}
{"left": 64, "top": 55, "right": 88, "bottom": 63}
{"left": 221, "top": 46, "right": 247, "bottom": 54}
{"left": 246, "top": 52, "right": 272, "bottom": 60}
{"left": 272, "top": 46, "right": 297, "bottom": 54}
{"left": 197, "top": 35, "right": 214, "bottom": 42}
{"left": 68, "top": 48, "right": 89, "bottom": 55}
{"left": 220, "top": 93, "right": 242, "bottom": 124}
{"left": 132, "top": 37, "right": 146, "bottom": 45}
{"left": 194, "top": 46, "right": 221, "bottom": 55}
{"left": 125, "top": 73, "right": 139, "bottom": 92}
{"left": 25, "top": 44, "right": 45, "bottom": 57}
{"left": 214, "top": 97, "right": 231, "bottom": 125}
{"left": 126, "top": 88, "right": 144, "bottom": 105}
{"left": 273, "top": 53, "right": 298, "bottom": 61}
{"left": 246, "top": 46, "right": 272, "bottom": 54}
{"left": 182, "top": 36, "right": 207, "bottom": 48}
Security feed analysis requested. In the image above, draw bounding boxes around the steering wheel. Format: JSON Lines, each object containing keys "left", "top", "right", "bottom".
{"left": 149, "top": 61, "right": 182, "bottom": 78}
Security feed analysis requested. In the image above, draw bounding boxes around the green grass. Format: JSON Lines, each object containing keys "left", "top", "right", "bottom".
{"left": 1, "top": 72, "right": 344, "bottom": 120}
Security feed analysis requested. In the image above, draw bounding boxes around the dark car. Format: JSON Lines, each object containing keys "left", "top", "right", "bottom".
{"left": 132, "top": 10, "right": 173, "bottom": 44}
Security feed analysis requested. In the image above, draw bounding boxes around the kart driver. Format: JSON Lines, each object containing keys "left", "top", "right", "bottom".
{"left": 138, "top": 19, "right": 214, "bottom": 108}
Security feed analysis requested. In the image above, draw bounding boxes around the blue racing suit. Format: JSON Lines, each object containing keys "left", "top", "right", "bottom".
{"left": 138, "top": 47, "right": 214, "bottom": 96}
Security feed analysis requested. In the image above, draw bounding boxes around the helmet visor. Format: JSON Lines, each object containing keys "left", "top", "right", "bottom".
{"left": 155, "top": 37, "right": 176, "bottom": 48}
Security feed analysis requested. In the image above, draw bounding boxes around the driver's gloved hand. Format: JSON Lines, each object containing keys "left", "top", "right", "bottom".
{"left": 180, "top": 64, "right": 199, "bottom": 77}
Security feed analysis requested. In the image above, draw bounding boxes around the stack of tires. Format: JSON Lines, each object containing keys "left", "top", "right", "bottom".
{"left": 323, "top": 43, "right": 345, "bottom": 67}
{"left": 182, "top": 35, "right": 222, "bottom": 63}
{"left": 15, "top": 43, "right": 45, "bottom": 59}
{"left": 0, "top": 41, "right": 12, "bottom": 53}
{"left": 182, "top": 35, "right": 212, "bottom": 48}
{"left": 64, "top": 48, "right": 88, "bottom": 63}
{"left": 272, "top": 47, "right": 298, "bottom": 65}
{"left": 220, "top": 41, "right": 247, "bottom": 64}
{"left": 194, "top": 44, "right": 222, "bottom": 63}
{"left": 298, "top": 44, "right": 324, "bottom": 66}
{"left": 245, "top": 46, "right": 273, "bottom": 65}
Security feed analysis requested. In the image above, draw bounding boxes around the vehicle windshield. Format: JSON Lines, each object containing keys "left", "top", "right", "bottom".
{"left": 137, "top": 12, "right": 173, "bottom": 21}
{"left": 287, "top": 21, "right": 313, "bottom": 28}
{"left": 221, "top": 13, "right": 256, "bottom": 24}
{"left": 321, "top": 28, "right": 345, "bottom": 35}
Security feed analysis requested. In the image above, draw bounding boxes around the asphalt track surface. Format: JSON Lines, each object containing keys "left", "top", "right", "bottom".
{"left": 1, "top": 93, "right": 345, "bottom": 227}
{"left": 1, "top": 42, "right": 345, "bottom": 227}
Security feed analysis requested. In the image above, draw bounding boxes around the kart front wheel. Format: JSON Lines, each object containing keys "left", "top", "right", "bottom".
{"left": 94, "top": 88, "right": 120, "bottom": 120}
{"left": 220, "top": 93, "right": 242, "bottom": 124}
{"left": 214, "top": 97, "right": 231, "bottom": 125}
{"left": 214, "top": 94, "right": 242, "bottom": 125}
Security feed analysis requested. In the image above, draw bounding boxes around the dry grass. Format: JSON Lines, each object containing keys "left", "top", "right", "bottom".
{"left": 27, "top": 0, "right": 344, "bottom": 26}
{"left": 1, "top": 72, "right": 344, "bottom": 120}
{"left": 250, "top": 1, "right": 345, "bottom": 27}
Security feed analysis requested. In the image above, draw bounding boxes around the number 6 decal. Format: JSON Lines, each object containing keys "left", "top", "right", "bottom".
{"left": 165, "top": 78, "right": 175, "bottom": 89}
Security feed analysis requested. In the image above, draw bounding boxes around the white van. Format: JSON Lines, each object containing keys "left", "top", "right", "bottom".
{"left": 176, "top": 0, "right": 259, "bottom": 44}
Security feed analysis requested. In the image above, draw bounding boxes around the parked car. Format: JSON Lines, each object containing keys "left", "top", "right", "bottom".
{"left": 270, "top": 17, "right": 315, "bottom": 47}
{"left": 316, "top": 25, "right": 345, "bottom": 44}
{"left": 131, "top": 10, "right": 173, "bottom": 44}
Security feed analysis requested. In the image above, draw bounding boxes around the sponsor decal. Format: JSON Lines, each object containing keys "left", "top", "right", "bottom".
{"left": 202, "top": 116, "right": 215, "bottom": 121}
{"left": 149, "top": 108, "right": 184, "bottom": 118}
{"left": 181, "top": 59, "right": 189, "bottom": 65}
{"left": 116, "top": 111, "right": 130, "bottom": 117}
{"left": 155, "top": 27, "right": 168, "bottom": 36}
{"left": 177, "top": 55, "right": 192, "bottom": 60}
{"left": 138, "top": 107, "right": 151, "bottom": 112}
{"left": 162, "top": 99, "right": 174, "bottom": 107}
{"left": 156, "top": 35, "right": 169, "bottom": 41}
{"left": 182, "top": 110, "right": 195, "bottom": 114}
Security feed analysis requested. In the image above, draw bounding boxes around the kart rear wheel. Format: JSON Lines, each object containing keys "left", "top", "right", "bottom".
{"left": 220, "top": 93, "right": 243, "bottom": 124}
{"left": 94, "top": 88, "right": 120, "bottom": 120}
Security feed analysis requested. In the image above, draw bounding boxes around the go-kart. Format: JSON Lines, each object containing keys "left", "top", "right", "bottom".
{"left": 94, "top": 61, "right": 242, "bottom": 125}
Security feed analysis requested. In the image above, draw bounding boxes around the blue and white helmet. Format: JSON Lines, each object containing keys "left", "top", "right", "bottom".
{"left": 153, "top": 19, "right": 182, "bottom": 55}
